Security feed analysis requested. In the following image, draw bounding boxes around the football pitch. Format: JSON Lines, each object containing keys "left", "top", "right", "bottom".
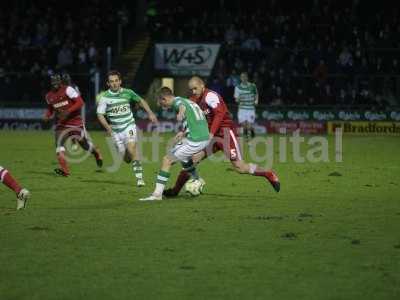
{"left": 1, "top": 130, "right": 399, "bottom": 300}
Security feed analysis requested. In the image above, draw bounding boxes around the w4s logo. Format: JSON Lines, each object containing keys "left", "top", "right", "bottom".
{"left": 110, "top": 105, "right": 129, "bottom": 114}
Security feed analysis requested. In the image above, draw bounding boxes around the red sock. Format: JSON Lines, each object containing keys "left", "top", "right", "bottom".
{"left": 172, "top": 171, "right": 191, "bottom": 194}
{"left": 255, "top": 170, "right": 278, "bottom": 183}
{"left": 57, "top": 152, "right": 70, "bottom": 174}
{"left": 254, "top": 171, "right": 266, "bottom": 177}
{"left": 0, "top": 167, "right": 22, "bottom": 194}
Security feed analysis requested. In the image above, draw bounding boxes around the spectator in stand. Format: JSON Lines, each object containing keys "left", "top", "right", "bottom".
{"left": 78, "top": 48, "right": 87, "bottom": 65}
{"left": 299, "top": 57, "right": 312, "bottom": 75}
{"left": 208, "top": 75, "right": 225, "bottom": 98}
{"left": 226, "top": 69, "right": 240, "bottom": 88}
{"left": 336, "top": 88, "right": 350, "bottom": 107}
{"left": 321, "top": 84, "right": 335, "bottom": 106}
{"left": 241, "top": 32, "right": 262, "bottom": 52}
{"left": 270, "top": 86, "right": 284, "bottom": 106}
{"left": 88, "top": 42, "right": 98, "bottom": 63}
{"left": 390, "top": 58, "right": 400, "bottom": 74}
{"left": 215, "top": 58, "right": 228, "bottom": 79}
{"left": 57, "top": 44, "right": 73, "bottom": 68}
{"left": 349, "top": 88, "right": 360, "bottom": 106}
{"left": 225, "top": 24, "right": 238, "bottom": 45}
{"left": 338, "top": 46, "right": 353, "bottom": 72}
{"left": 292, "top": 88, "right": 307, "bottom": 106}
{"left": 313, "top": 60, "right": 328, "bottom": 85}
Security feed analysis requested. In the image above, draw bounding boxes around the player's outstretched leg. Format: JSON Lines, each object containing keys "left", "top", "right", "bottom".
{"left": 163, "top": 158, "right": 200, "bottom": 197}
{"left": 0, "top": 166, "right": 30, "bottom": 210}
{"left": 78, "top": 138, "right": 103, "bottom": 168}
{"left": 163, "top": 150, "right": 207, "bottom": 197}
{"left": 55, "top": 147, "right": 70, "bottom": 176}
{"left": 140, "top": 155, "right": 172, "bottom": 201}
{"left": 233, "top": 161, "right": 280, "bottom": 192}
{"left": 163, "top": 170, "right": 190, "bottom": 197}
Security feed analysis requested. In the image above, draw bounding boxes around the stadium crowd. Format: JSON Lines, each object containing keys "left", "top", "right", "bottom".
{"left": 1, "top": 0, "right": 399, "bottom": 110}
{"left": 150, "top": 0, "right": 400, "bottom": 108}
{"left": 0, "top": 0, "right": 131, "bottom": 105}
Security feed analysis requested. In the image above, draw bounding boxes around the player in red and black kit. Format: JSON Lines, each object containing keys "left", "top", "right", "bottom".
{"left": 0, "top": 165, "right": 30, "bottom": 210}
{"left": 43, "top": 74, "right": 103, "bottom": 176}
{"left": 164, "top": 76, "right": 280, "bottom": 196}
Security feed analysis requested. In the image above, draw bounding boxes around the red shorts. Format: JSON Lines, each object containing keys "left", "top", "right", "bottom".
{"left": 204, "top": 127, "right": 242, "bottom": 161}
{"left": 55, "top": 126, "right": 87, "bottom": 147}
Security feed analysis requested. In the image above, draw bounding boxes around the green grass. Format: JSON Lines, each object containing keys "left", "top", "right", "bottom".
{"left": 1, "top": 130, "right": 400, "bottom": 300}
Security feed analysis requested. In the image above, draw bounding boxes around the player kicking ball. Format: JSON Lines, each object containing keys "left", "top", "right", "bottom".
{"left": 44, "top": 74, "right": 103, "bottom": 176}
{"left": 139, "top": 87, "right": 210, "bottom": 201}
{"left": 163, "top": 76, "right": 280, "bottom": 197}
{"left": 97, "top": 70, "right": 158, "bottom": 187}
{"left": 0, "top": 166, "right": 30, "bottom": 210}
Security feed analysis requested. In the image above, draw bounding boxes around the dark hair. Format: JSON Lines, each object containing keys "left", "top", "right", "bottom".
{"left": 50, "top": 73, "right": 61, "bottom": 82}
{"left": 107, "top": 70, "right": 122, "bottom": 80}
{"left": 157, "top": 86, "right": 173, "bottom": 99}
{"left": 61, "top": 72, "right": 71, "bottom": 84}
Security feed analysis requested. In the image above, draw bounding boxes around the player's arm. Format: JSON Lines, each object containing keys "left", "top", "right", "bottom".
{"left": 128, "top": 89, "right": 158, "bottom": 123}
{"left": 176, "top": 104, "right": 186, "bottom": 122}
{"left": 234, "top": 86, "right": 240, "bottom": 103}
{"left": 96, "top": 99, "right": 113, "bottom": 136}
{"left": 43, "top": 103, "right": 54, "bottom": 122}
{"left": 206, "top": 94, "right": 225, "bottom": 137}
{"left": 138, "top": 99, "right": 158, "bottom": 123}
{"left": 43, "top": 95, "right": 54, "bottom": 122}
{"left": 254, "top": 84, "right": 259, "bottom": 105}
{"left": 66, "top": 86, "right": 84, "bottom": 113}
{"left": 173, "top": 104, "right": 186, "bottom": 143}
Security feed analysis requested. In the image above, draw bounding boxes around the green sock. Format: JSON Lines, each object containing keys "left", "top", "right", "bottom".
{"left": 132, "top": 160, "right": 143, "bottom": 181}
{"left": 155, "top": 170, "right": 170, "bottom": 195}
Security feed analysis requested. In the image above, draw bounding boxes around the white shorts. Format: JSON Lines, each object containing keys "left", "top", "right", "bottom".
{"left": 169, "top": 138, "right": 210, "bottom": 163}
{"left": 238, "top": 108, "right": 256, "bottom": 124}
{"left": 112, "top": 124, "right": 137, "bottom": 154}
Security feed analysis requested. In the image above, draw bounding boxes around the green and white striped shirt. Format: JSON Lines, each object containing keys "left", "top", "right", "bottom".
{"left": 234, "top": 82, "right": 258, "bottom": 110}
{"left": 97, "top": 88, "right": 142, "bottom": 132}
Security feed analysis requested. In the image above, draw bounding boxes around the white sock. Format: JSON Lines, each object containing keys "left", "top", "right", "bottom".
{"left": 154, "top": 183, "right": 165, "bottom": 196}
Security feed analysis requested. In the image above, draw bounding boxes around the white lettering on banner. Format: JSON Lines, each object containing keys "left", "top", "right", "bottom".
{"left": 1, "top": 121, "right": 43, "bottom": 130}
{"left": 0, "top": 108, "right": 45, "bottom": 119}
{"left": 154, "top": 44, "right": 220, "bottom": 76}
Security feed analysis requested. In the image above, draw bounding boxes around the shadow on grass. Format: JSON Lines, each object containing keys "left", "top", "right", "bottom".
{"left": 204, "top": 193, "right": 269, "bottom": 200}
{"left": 80, "top": 179, "right": 131, "bottom": 186}
{"left": 44, "top": 200, "right": 131, "bottom": 210}
{"left": 27, "top": 171, "right": 57, "bottom": 176}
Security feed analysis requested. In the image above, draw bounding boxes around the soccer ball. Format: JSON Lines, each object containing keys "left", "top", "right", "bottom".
{"left": 185, "top": 178, "right": 205, "bottom": 196}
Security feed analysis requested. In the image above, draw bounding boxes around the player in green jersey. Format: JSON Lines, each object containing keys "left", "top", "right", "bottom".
{"left": 234, "top": 72, "right": 259, "bottom": 140}
{"left": 97, "top": 70, "right": 158, "bottom": 187}
{"left": 139, "top": 87, "right": 210, "bottom": 201}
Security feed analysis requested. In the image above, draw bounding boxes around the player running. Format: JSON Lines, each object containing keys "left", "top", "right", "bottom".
{"left": 97, "top": 70, "right": 158, "bottom": 187}
{"left": 61, "top": 72, "right": 83, "bottom": 151}
{"left": 44, "top": 74, "right": 103, "bottom": 177}
{"left": 164, "top": 76, "right": 280, "bottom": 197}
{"left": 139, "top": 87, "right": 210, "bottom": 201}
{"left": 0, "top": 166, "right": 30, "bottom": 210}
{"left": 234, "top": 72, "right": 258, "bottom": 140}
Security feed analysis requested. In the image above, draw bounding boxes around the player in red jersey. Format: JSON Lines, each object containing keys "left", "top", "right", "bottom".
{"left": 164, "top": 76, "right": 280, "bottom": 196}
{"left": 0, "top": 166, "right": 30, "bottom": 210}
{"left": 43, "top": 74, "right": 103, "bottom": 176}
